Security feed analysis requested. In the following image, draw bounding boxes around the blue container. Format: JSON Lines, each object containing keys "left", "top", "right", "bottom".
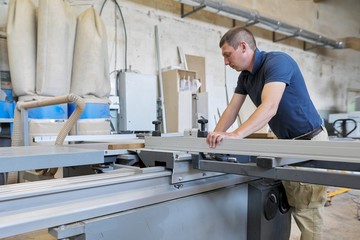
{"left": 68, "top": 102, "right": 110, "bottom": 119}
{"left": 28, "top": 104, "right": 68, "bottom": 119}
{"left": 0, "top": 100, "right": 15, "bottom": 118}
{"left": 2, "top": 89, "right": 13, "bottom": 101}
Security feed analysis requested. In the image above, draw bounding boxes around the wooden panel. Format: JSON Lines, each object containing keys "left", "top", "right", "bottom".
{"left": 162, "top": 70, "right": 180, "bottom": 133}
{"left": 108, "top": 143, "right": 145, "bottom": 150}
{"left": 186, "top": 54, "right": 206, "bottom": 92}
{"left": 162, "top": 69, "right": 196, "bottom": 133}
{"left": 246, "top": 133, "right": 276, "bottom": 139}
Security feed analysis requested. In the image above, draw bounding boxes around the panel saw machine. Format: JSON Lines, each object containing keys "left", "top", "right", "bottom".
{"left": 0, "top": 130, "right": 359, "bottom": 239}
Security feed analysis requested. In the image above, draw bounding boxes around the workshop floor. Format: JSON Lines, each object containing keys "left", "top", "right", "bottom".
{"left": 290, "top": 187, "right": 360, "bottom": 240}
{"left": 2, "top": 188, "right": 360, "bottom": 240}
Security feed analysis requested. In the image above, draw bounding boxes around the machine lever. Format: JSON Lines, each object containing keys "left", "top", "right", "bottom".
{"left": 197, "top": 117, "right": 208, "bottom": 138}
{"left": 152, "top": 120, "right": 162, "bottom": 137}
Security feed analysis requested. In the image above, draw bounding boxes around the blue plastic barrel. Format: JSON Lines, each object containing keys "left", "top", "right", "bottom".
{"left": 0, "top": 100, "right": 15, "bottom": 118}
{"left": 68, "top": 102, "right": 110, "bottom": 119}
{"left": 28, "top": 104, "right": 68, "bottom": 119}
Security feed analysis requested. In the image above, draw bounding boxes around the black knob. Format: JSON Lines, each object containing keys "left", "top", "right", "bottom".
{"left": 152, "top": 120, "right": 161, "bottom": 137}
{"left": 197, "top": 118, "right": 208, "bottom": 138}
{"left": 264, "top": 192, "right": 278, "bottom": 220}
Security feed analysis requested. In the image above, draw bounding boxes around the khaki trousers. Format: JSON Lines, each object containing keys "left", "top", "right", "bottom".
{"left": 283, "top": 128, "right": 329, "bottom": 240}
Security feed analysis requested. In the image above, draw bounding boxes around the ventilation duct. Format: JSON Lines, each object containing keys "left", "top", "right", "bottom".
{"left": 176, "top": 0, "right": 345, "bottom": 50}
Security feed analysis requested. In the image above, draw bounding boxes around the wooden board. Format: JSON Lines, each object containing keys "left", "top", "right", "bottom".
{"left": 185, "top": 54, "right": 206, "bottom": 92}
{"left": 246, "top": 133, "right": 276, "bottom": 139}
{"left": 108, "top": 143, "right": 145, "bottom": 150}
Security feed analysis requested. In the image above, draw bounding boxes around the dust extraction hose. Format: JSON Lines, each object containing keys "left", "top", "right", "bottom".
{"left": 8, "top": 93, "right": 85, "bottom": 182}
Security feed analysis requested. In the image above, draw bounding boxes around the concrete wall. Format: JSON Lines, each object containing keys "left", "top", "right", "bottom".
{"left": 0, "top": 0, "right": 359, "bottom": 130}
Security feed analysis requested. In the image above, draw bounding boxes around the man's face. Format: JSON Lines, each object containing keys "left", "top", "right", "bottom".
{"left": 221, "top": 42, "right": 246, "bottom": 72}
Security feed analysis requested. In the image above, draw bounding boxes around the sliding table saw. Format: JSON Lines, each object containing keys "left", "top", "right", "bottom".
{"left": 0, "top": 134, "right": 359, "bottom": 239}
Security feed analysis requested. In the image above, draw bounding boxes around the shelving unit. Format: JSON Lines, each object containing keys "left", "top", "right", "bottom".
{"left": 162, "top": 69, "right": 198, "bottom": 133}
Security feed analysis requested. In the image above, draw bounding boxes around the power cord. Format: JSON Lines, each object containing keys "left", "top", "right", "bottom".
{"left": 100, "top": 0, "right": 128, "bottom": 72}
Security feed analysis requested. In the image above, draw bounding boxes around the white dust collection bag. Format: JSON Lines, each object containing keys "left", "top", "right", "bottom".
{"left": 71, "top": 7, "right": 110, "bottom": 98}
{"left": 36, "top": 0, "right": 76, "bottom": 96}
{"left": 6, "top": 0, "right": 36, "bottom": 96}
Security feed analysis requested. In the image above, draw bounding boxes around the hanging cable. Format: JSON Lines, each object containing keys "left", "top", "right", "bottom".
{"left": 100, "top": 0, "right": 118, "bottom": 79}
{"left": 114, "top": 3, "right": 118, "bottom": 75}
{"left": 99, "top": 0, "right": 128, "bottom": 72}
{"left": 99, "top": 0, "right": 108, "bottom": 15}
{"left": 113, "top": 0, "right": 128, "bottom": 71}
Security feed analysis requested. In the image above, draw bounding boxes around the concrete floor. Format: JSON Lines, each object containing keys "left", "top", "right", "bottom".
{"left": 2, "top": 188, "right": 360, "bottom": 240}
{"left": 290, "top": 188, "right": 360, "bottom": 240}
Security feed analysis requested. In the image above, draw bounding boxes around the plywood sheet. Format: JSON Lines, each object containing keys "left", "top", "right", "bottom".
{"left": 186, "top": 54, "right": 206, "bottom": 92}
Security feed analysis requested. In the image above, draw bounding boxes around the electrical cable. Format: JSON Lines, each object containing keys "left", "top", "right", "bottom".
{"left": 113, "top": 0, "right": 128, "bottom": 71}
{"left": 114, "top": 3, "right": 118, "bottom": 75}
{"left": 99, "top": 0, "right": 109, "bottom": 16}
{"left": 99, "top": 0, "right": 128, "bottom": 71}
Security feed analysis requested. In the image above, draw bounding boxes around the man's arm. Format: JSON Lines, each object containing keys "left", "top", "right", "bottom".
{"left": 214, "top": 93, "right": 246, "bottom": 132}
{"left": 207, "top": 93, "right": 246, "bottom": 148}
{"left": 207, "top": 82, "right": 286, "bottom": 148}
{"left": 232, "top": 81, "right": 285, "bottom": 138}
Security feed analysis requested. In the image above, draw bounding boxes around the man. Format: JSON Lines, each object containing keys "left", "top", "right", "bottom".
{"left": 206, "top": 27, "right": 328, "bottom": 240}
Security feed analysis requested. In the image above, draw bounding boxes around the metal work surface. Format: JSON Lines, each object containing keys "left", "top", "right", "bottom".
{"left": 0, "top": 167, "right": 252, "bottom": 238}
{"left": 145, "top": 136, "right": 360, "bottom": 189}
{"left": 0, "top": 145, "right": 104, "bottom": 172}
{"left": 145, "top": 136, "right": 360, "bottom": 163}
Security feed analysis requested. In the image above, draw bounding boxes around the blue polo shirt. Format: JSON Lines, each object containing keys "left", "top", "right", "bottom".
{"left": 235, "top": 49, "right": 322, "bottom": 139}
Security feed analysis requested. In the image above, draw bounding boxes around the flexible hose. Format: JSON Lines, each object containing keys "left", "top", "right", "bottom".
{"left": 54, "top": 94, "right": 85, "bottom": 145}
{"left": 9, "top": 93, "right": 86, "bottom": 181}
{"left": 11, "top": 102, "right": 23, "bottom": 147}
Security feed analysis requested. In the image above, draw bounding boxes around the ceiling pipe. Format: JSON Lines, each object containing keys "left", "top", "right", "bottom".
{"left": 176, "top": 0, "right": 345, "bottom": 49}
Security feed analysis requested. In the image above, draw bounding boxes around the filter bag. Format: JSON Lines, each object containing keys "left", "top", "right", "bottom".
{"left": 36, "top": 0, "right": 76, "bottom": 96}
{"left": 71, "top": 7, "right": 110, "bottom": 98}
{"left": 6, "top": 0, "right": 37, "bottom": 96}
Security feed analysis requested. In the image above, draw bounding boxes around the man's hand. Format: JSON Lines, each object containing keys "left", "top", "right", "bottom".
{"left": 206, "top": 131, "right": 240, "bottom": 148}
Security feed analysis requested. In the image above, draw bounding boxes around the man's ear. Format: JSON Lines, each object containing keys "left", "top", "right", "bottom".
{"left": 239, "top": 41, "right": 247, "bottom": 52}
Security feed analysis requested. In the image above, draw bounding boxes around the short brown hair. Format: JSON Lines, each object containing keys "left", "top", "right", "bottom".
{"left": 219, "top": 27, "right": 257, "bottom": 51}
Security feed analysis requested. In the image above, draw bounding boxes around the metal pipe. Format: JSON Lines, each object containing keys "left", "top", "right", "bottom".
{"left": 177, "top": 0, "right": 345, "bottom": 49}
{"left": 155, "top": 25, "right": 167, "bottom": 133}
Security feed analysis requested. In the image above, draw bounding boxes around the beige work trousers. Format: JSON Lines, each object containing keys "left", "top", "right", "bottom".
{"left": 283, "top": 128, "right": 329, "bottom": 240}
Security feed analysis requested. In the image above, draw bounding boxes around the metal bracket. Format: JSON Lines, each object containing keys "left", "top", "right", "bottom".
{"left": 272, "top": 31, "right": 298, "bottom": 43}
{"left": 232, "top": 19, "right": 259, "bottom": 28}
{"left": 181, "top": 3, "right": 206, "bottom": 18}
{"left": 272, "top": 31, "right": 328, "bottom": 51}
{"left": 244, "top": 20, "right": 259, "bottom": 28}
{"left": 303, "top": 41, "right": 326, "bottom": 51}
